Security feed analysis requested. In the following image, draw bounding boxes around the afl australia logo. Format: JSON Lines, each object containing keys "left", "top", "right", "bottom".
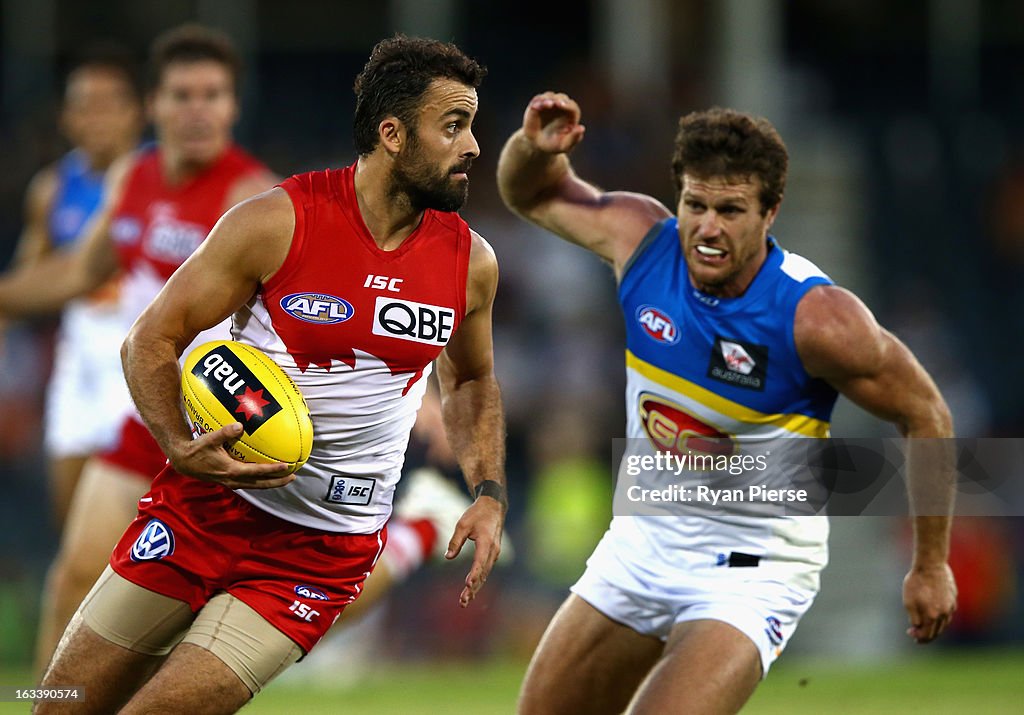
{"left": 294, "top": 585, "right": 330, "bottom": 601}
{"left": 130, "top": 519, "right": 175, "bottom": 561}
{"left": 281, "top": 292, "right": 354, "bottom": 324}
{"left": 636, "top": 305, "right": 680, "bottom": 345}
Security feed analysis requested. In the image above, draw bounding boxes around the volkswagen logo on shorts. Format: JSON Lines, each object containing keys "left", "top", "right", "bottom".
{"left": 281, "top": 292, "right": 354, "bottom": 324}
{"left": 130, "top": 519, "right": 175, "bottom": 561}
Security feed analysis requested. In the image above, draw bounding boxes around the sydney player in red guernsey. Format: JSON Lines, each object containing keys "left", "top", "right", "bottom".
{"left": 37, "top": 36, "right": 504, "bottom": 713}
{"left": 0, "top": 25, "right": 278, "bottom": 676}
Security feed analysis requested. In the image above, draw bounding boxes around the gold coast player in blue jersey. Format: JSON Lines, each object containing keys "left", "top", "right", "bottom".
{"left": 499, "top": 93, "right": 957, "bottom": 715}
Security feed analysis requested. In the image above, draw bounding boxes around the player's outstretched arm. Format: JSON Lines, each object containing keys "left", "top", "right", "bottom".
{"left": 436, "top": 231, "right": 506, "bottom": 608}
{"left": 0, "top": 154, "right": 131, "bottom": 317}
{"left": 121, "top": 187, "right": 296, "bottom": 489}
{"left": 795, "top": 285, "right": 957, "bottom": 644}
{"left": 497, "top": 92, "right": 670, "bottom": 278}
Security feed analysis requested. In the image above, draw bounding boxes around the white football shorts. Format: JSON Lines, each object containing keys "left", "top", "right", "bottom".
{"left": 44, "top": 305, "right": 133, "bottom": 458}
{"left": 571, "top": 516, "right": 823, "bottom": 676}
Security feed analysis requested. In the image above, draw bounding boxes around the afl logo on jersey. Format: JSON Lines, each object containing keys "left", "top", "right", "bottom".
{"left": 110, "top": 216, "right": 142, "bottom": 245}
{"left": 636, "top": 305, "right": 680, "bottom": 345}
{"left": 130, "top": 519, "right": 175, "bottom": 561}
{"left": 281, "top": 292, "right": 354, "bottom": 324}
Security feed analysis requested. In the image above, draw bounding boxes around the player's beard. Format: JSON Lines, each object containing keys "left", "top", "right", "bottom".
{"left": 392, "top": 136, "right": 470, "bottom": 213}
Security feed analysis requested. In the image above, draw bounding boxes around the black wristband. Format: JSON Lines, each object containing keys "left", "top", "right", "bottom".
{"left": 474, "top": 479, "right": 508, "bottom": 509}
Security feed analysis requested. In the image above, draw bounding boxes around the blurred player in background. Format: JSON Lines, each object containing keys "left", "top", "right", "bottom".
{"left": 0, "top": 24, "right": 275, "bottom": 676}
{"left": 13, "top": 47, "right": 142, "bottom": 529}
{"left": 11, "top": 48, "right": 143, "bottom": 677}
{"left": 499, "top": 93, "right": 957, "bottom": 714}
{"left": 36, "top": 34, "right": 505, "bottom": 714}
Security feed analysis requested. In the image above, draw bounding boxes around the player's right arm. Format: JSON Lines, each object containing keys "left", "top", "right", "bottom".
{"left": 0, "top": 154, "right": 131, "bottom": 316}
{"left": 497, "top": 92, "right": 671, "bottom": 278}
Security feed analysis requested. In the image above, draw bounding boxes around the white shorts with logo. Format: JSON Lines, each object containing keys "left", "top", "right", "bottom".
{"left": 570, "top": 516, "right": 823, "bottom": 676}
{"left": 44, "top": 305, "right": 133, "bottom": 458}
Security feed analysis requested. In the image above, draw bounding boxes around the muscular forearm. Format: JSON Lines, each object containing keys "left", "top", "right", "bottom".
{"left": 440, "top": 374, "right": 507, "bottom": 510}
{"left": 497, "top": 129, "right": 571, "bottom": 214}
{"left": 905, "top": 436, "right": 955, "bottom": 568}
{"left": 121, "top": 330, "right": 193, "bottom": 464}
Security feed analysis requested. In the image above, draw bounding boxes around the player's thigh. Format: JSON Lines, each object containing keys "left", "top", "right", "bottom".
{"left": 58, "top": 458, "right": 149, "bottom": 577}
{"left": 38, "top": 569, "right": 194, "bottom": 714}
{"left": 36, "top": 616, "right": 163, "bottom": 715}
{"left": 518, "top": 594, "right": 663, "bottom": 715}
{"left": 122, "top": 593, "right": 302, "bottom": 713}
{"left": 120, "top": 644, "right": 252, "bottom": 715}
{"left": 626, "top": 619, "right": 761, "bottom": 715}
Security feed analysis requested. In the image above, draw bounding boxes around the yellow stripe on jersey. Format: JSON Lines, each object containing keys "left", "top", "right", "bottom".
{"left": 626, "top": 350, "right": 830, "bottom": 438}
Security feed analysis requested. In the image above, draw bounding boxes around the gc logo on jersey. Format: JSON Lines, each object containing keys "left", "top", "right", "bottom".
{"left": 130, "top": 519, "right": 175, "bottom": 561}
{"left": 636, "top": 305, "right": 680, "bottom": 345}
{"left": 372, "top": 296, "right": 455, "bottom": 345}
{"left": 281, "top": 292, "right": 355, "bottom": 324}
{"left": 638, "top": 392, "right": 732, "bottom": 458}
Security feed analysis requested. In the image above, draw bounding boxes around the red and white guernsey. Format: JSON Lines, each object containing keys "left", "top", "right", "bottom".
{"left": 110, "top": 144, "right": 267, "bottom": 345}
{"left": 232, "top": 165, "right": 471, "bottom": 533}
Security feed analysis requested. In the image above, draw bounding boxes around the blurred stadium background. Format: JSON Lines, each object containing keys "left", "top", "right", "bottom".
{"left": 1, "top": 0, "right": 1022, "bottom": 712}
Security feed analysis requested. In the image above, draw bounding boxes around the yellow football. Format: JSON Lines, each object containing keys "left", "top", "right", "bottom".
{"left": 181, "top": 340, "right": 313, "bottom": 474}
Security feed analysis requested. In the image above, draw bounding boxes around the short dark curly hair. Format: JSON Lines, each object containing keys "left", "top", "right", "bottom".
{"left": 148, "top": 23, "right": 241, "bottom": 92}
{"left": 353, "top": 35, "right": 486, "bottom": 156}
{"left": 671, "top": 108, "right": 788, "bottom": 215}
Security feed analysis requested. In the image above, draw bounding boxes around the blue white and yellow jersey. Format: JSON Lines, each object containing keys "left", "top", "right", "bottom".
{"left": 615, "top": 217, "right": 839, "bottom": 570}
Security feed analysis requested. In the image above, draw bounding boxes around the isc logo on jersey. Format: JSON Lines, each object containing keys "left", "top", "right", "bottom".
{"left": 636, "top": 305, "right": 680, "bottom": 345}
{"left": 281, "top": 292, "right": 354, "bottom": 324}
{"left": 372, "top": 296, "right": 455, "bottom": 345}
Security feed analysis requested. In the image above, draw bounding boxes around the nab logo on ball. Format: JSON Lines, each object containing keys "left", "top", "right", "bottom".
{"left": 281, "top": 292, "right": 354, "bottom": 324}
{"left": 636, "top": 305, "right": 680, "bottom": 345}
{"left": 130, "top": 519, "right": 175, "bottom": 561}
{"left": 190, "top": 345, "right": 282, "bottom": 435}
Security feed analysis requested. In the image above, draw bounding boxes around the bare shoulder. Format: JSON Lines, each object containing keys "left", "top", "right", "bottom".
{"left": 208, "top": 187, "right": 296, "bottom": 283}
{"left": 466, "top": 229, "right": 498, "bottom": 311}
{"left": 794, "top": 284, "right": 885, "bottom": 380}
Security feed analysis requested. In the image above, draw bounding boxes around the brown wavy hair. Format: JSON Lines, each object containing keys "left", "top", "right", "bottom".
{"left": 671, "top": 108, "right": 788, "bottom": 215}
